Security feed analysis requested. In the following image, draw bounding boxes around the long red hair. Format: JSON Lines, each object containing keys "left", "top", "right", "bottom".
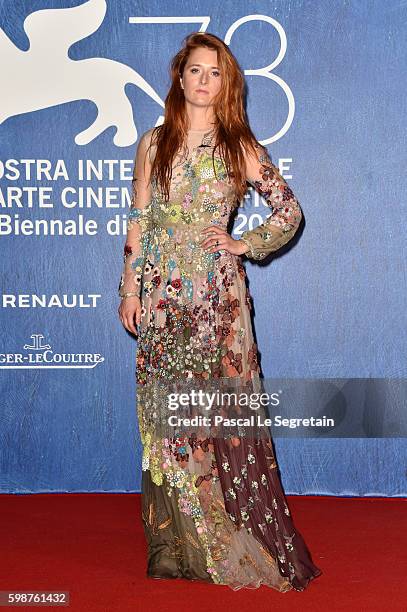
{"left": 148, "top": 32, "right": 259, "bottom": 202}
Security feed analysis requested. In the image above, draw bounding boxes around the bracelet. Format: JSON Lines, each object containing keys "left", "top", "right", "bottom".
{"left": 120, "top": 292, "right": 139, "bottom": 300}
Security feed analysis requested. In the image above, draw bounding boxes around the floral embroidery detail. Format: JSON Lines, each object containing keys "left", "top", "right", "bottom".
{"left": 241, "top": 510, "right": 250, "bottom": 522}
{"left": 265, "top": 510, "right": 274, "bottom": 524}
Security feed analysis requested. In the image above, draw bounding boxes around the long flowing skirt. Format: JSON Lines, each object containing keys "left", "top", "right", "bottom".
{"left": 135, "top": 251, "right": 322, "bottom": 592}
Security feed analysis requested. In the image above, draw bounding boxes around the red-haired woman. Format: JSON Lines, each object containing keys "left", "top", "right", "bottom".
{"left": 118, "top": 32, "right": 322, "bottom": 592}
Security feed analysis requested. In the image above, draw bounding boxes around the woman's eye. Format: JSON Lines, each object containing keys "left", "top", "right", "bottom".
{"left": 189, "top": 68, "right": 220, "bottom": 76}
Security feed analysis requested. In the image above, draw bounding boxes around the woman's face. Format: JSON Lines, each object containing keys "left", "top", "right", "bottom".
{"left": 180, "top": 46, "right": 222, "bottom": 108}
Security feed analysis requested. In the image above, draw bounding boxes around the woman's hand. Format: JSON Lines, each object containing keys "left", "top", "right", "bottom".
{"left": 118, "top": 296, "right": 141, "bottom": 336}
{"left": 200, "top": 226, "right": 249, "bottom": 256}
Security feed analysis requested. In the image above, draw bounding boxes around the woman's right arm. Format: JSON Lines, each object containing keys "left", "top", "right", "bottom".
{"left": 118, "top": 130, "right": 153, "bottom": 334}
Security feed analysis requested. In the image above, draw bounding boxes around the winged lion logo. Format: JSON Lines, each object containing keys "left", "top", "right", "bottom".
{"left": 0, "top": 0, "right": 164, "bottom": 146}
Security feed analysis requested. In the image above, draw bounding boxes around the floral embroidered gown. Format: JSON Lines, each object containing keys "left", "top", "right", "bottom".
{"left": 118, "top": 126, "right": 322, "bottom": 592}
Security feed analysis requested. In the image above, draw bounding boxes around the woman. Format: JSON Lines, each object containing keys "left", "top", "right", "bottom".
{"left": 118, "top": 32, "right": 322, "bottom": 592}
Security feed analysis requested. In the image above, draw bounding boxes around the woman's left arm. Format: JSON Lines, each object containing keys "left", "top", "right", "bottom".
{"left": 240, "top": 142, "right": 303, "bottom": 260}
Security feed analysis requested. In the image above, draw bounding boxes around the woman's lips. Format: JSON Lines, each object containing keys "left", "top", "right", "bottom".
{"left": 196, "top": 89, "right": 209, "bottom": 93}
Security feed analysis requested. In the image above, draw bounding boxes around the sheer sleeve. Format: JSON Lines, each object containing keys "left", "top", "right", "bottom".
{"left": 240, "top": 142, "right": 303, "bottom": 261}
{"left": 118, "top": 130, "right": 154, "bottom": 299}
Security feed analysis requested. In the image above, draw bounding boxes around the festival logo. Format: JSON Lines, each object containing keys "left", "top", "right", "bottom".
{"left": 0, "top": 0, "right": 164, "bottom": 146}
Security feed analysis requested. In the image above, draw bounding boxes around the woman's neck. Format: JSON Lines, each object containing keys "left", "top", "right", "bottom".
{"left": 187, "top": 122, "right": 216, "bottom": 131}
{"left": 185, "top": 105, "right": 216, "bottom": 132}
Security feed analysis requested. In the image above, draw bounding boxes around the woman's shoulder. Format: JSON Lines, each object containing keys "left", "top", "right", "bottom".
{"left": 138, "top": 126, "right": 160, "bottom": 162}
{"left": 140, "top": 125, "right": 162, "bottom": 146}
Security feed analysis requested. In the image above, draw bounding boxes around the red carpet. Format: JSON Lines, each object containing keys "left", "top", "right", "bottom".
{"left": 0, "top": 494, "right": 406, "bottom": 611}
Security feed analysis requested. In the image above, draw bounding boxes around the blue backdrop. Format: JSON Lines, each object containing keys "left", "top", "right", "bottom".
{"left": 0, "top": 0, "right": 405, "bottom": 496}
